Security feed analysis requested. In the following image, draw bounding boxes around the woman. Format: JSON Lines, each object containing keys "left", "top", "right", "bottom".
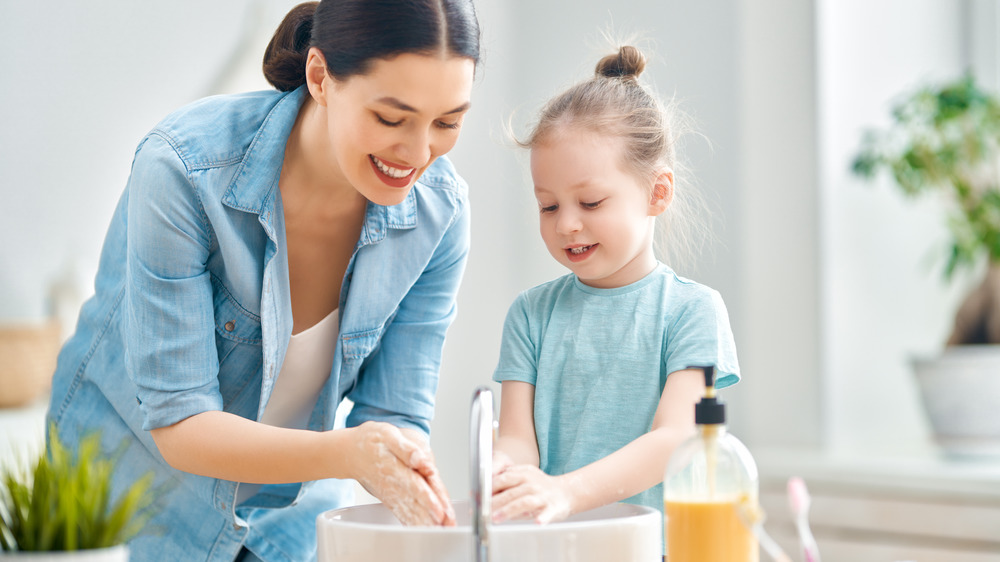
{"left": 46, "top": 1, "right": 479, "bottom": 560}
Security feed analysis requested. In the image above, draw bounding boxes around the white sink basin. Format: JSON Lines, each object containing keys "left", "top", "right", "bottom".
{"left": 316, "top": 499, "right": 662, "bottom": 562}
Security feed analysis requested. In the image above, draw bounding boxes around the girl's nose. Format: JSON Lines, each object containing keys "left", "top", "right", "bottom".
{"left": 555, "top": 210, "right": 582, "bottom": 235}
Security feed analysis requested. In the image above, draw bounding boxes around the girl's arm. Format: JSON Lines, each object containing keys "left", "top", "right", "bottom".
{"left": 151, "top": 412, "right": 453, "bottom": 526}
{"left": 491, "top": 368, "right": 705, "bottom": 524}
{"left": 493, "top": 381, "right": 540, "bottom": 472}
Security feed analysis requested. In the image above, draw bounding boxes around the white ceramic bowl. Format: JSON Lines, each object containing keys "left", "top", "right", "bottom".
{"left": 316, "top": 499, "right": 662, "bottom": 562}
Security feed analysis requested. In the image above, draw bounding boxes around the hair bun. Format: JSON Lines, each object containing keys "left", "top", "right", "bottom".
{"left": 595, "top": 45, "right": 646, "bottom": 80}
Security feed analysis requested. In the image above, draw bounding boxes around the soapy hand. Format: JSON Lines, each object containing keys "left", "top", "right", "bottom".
{"left": 491, "top": 464, "right": 573, "bottom": 524}
{"left": 492, "top": 449, "right": 516, "bottom": 476}
{"left": 350, "top": 421, "right": 456, "bottom": 527}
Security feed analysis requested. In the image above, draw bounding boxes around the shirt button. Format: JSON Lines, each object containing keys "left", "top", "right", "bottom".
{"left": 225, "top": 321, "right": 235, "bottom": 332}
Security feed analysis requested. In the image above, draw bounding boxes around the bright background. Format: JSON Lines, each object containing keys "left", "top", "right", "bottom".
{"left": 2, "top": 0, "right": 998, "bottom": 497}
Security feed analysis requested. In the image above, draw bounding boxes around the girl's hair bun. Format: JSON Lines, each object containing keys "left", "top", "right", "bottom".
{"left": 595, "top": 45, "right": 646, "bottom": 80}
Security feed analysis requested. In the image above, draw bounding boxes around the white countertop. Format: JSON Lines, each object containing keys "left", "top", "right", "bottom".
{"left": 755, "top": 446, "right": 1000, "bottom": 501}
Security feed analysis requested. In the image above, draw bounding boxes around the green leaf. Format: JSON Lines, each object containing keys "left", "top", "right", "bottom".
{"left": 851, "top": 73, "right": 1000, "bottom": 280}
{"left": 0, "top": 424, "right": 159, "bottom": 552}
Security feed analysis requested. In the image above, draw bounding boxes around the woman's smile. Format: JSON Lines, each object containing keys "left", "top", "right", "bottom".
{"left": 369, "top": 154, "right": 416, "bottom": 187}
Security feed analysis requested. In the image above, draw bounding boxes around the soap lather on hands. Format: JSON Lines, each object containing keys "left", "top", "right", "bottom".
{"left": 492, "top": 450, "right": 574, "bottom": 524}
{"left": 351, "top": 422, "right": 456, "bottom": 527}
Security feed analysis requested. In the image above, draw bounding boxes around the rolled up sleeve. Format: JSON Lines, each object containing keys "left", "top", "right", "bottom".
{"left": 346, "top": 192, "right": 470, "bottom": 436}
{"left": 124, "top": 133, "right": 223, "bottom": 431}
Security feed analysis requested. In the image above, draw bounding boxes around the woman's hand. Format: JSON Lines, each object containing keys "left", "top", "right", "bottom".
{"left": 349, "top": 421, "right": 455, "bottom": 527}
{"left": 398, "top": 427, "right": 456, "bottom": 526}
{"left": 491, "top": 463, "right": 574, "bottom": 525}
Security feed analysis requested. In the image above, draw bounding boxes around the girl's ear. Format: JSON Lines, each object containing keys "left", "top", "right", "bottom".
{"left": 648, "top": 168, "right": 674, "bottom": 217}
{"left": 305, "top": 47, "right": 330, "bottom": 107}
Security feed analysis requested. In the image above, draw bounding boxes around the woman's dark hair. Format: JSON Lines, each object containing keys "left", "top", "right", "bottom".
{"left": 263, "top": 0, "right": 481, "bottom": 91}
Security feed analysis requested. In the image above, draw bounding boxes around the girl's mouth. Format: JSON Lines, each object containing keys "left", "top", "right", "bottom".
{"left": 565, "top": 244, "right": 597, "bottom": 262}
{"left": 369, "top": 155, "right": 416, "bottom": 188}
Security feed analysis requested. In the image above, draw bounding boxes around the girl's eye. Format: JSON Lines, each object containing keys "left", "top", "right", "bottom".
{"left": 376, "top": 113, "right": 403, "bottom": 127}
{"left": 539, "top": 204, "right": 558, "bottom": 213}
{"left": 581, "top": 199, "right": 605, "bottom": 209}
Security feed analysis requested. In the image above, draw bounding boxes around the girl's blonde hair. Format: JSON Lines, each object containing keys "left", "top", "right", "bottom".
{"left": 517, "top": 45, "right": 710, "bottom": 271}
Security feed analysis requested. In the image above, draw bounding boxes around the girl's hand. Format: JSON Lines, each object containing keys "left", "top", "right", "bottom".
{"left": 492, "top": 449, "right": 516, "bottom": 476}
{"left": 491, "top": 464, "right": 574, "bottom": 524}
{"left": 349, "top": 421, "right": 455, "bottom": 527}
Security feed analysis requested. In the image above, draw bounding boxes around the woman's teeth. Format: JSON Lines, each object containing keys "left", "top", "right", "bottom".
{"left": 570, "top": 245, "right": 593, "bottom": 255}
{"left": 371, "top": 156, "right": 412, "bottom": 179}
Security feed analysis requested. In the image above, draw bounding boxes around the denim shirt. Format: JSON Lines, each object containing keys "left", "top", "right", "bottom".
{"left": 47, "top": 86, "right": 470, "bottom": 562}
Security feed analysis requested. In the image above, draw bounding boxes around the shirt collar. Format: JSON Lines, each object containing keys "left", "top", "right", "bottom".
{"left": 221, "top": 86, "right": 307, "bottom": 223}
{"left": 222, "top": 85, "right": 418, "bottom": 240}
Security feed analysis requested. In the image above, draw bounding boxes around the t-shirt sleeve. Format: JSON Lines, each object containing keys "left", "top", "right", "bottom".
{"left": 663, "top": 287, "right": 741, "bottom": 389}
{"left": 492, "top": 292, "right": 538, "bottom": 385}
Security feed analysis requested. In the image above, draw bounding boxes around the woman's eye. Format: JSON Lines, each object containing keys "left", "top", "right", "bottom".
{"left": 376, "top": 113, "right": 403, "bottom": 127}
{"left": 436, "top": 120, "right": 461, "bottom": 130}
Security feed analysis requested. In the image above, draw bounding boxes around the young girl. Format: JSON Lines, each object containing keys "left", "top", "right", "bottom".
{"left": 491, "top": 45, "right": 740, "bottom": 526}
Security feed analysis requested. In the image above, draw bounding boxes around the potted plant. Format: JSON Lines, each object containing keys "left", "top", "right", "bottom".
{"left": 852, "top": 73, "right": 1000, "bottom": 457}
{"left": 0, "top": 426, "right": 156, "bottom": 560}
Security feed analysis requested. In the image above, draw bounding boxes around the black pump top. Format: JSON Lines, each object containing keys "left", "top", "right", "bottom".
{"left": 690, "top": 365, "right": 726, "bottom": 425}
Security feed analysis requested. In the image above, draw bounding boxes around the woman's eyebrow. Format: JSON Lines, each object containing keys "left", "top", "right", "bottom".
{"left": 376, "top": 96, "right": 471, "bottom": 115}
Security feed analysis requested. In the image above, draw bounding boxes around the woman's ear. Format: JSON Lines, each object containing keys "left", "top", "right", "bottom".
{"left": 648, "top": 168, "right": 674, "bottom": 217}
{"left": 305, "top": 47, "right": 330, "bottom": 107}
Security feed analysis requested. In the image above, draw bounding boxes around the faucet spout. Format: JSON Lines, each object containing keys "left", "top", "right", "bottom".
{"left": 470, "top": 386, "right": 494, "bottom": 562}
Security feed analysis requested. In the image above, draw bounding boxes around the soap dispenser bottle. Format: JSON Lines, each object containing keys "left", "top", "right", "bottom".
{"left": 663, "top": 365, "right": 759, "bottom": 562}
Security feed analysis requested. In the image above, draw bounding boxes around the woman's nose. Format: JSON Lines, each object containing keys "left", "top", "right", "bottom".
{"left": 397, "top": 128, "right": 432, "bottom": 168}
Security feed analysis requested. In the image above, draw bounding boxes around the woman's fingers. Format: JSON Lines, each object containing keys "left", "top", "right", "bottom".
{"left": 387, "top": 470, "right": 443, "bottom": 526}
{"left": 398, "top": 428, "right": 456, "bottom": 526}
{"left": 354, "top": 422, "right": 452, "bottom": 526}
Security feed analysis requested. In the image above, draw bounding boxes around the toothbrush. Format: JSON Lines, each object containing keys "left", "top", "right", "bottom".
{"left": 736, "top": 495, "right": 792, "bottom": 562}
{"left": 788, "top": 477, "right": 821, "bottom": 562}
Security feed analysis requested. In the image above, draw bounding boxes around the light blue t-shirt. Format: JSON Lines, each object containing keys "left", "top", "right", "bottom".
{"left": 492, "top": 263, "right": 740, "bottom": 514}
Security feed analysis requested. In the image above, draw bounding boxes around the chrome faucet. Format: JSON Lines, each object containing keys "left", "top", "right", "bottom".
{"left": 469, "top": 386, "right": 494, "bottom": 562}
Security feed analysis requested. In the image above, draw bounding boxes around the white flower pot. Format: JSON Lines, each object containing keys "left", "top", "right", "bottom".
{"left": 912, "top": 345, "right": 1000, "bottom": 458}
{"left": 0, "top": 545, "right": 128, "bottom": 562}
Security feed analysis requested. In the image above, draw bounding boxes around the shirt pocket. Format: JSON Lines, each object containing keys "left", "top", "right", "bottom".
{"left": 340, "top": 326, "right": 381, "bottom": 367}
{"left": 212, "top": 283, "right": 263, "bottom": 378}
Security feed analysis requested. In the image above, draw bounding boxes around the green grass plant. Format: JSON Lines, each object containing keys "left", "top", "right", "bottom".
{"left": 0, "top": 425, "right": 155, "bottom": 551}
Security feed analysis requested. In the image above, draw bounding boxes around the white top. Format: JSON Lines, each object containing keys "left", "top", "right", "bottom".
{"left": 260, "top": 308, "right": 339, "bottom": 429}
{"left": 237, "top": 308, "right": 338, "bottom": 504}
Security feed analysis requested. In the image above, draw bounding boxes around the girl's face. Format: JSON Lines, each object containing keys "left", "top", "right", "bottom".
{"left": 310, "top": 51, "right": 475, "bottom": 206}
{"left": 531, "top": 128, "right": 670, "bottom": 288}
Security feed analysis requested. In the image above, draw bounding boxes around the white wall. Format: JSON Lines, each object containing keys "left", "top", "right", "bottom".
{"left": 818, "top": 0, "right": 979, "bottom": 454}
{"left": 2, "top": 0, "right": 992, "bottom": 500}
{"left": 0, "top": 0, "right": 303, "bottom": 322}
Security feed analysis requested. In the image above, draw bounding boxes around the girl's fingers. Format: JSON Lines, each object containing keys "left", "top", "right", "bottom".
{"left": 490, "top": 464, "right": 526, "bottom": 494}
{"left": 493, "top": 491, "right": 543, "bottom": 523}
